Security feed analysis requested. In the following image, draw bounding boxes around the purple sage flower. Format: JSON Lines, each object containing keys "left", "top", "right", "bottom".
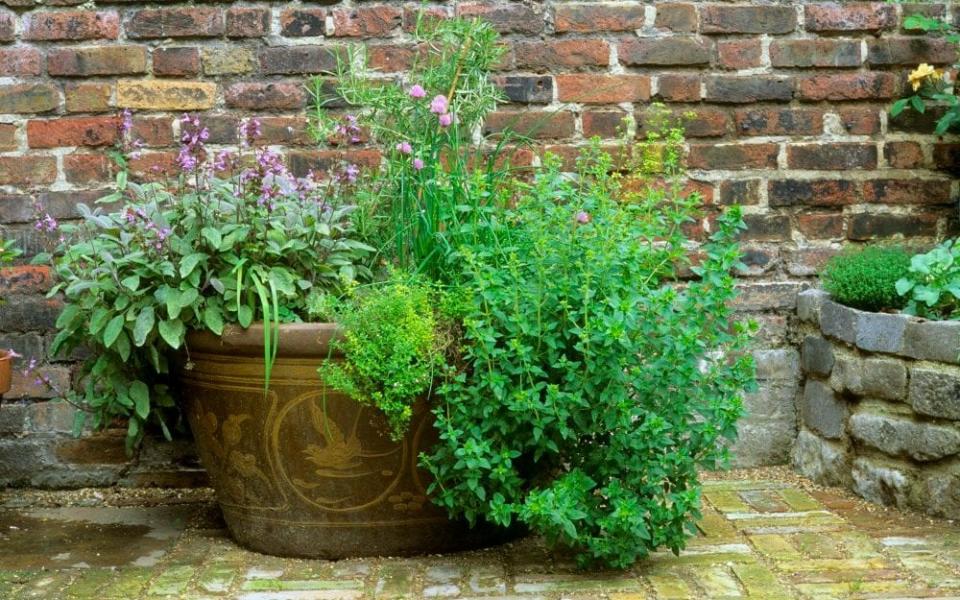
{"left": 240, "top": 118, "right": 262, "bottom": 146}
{"left": 120, "top": 109, "right": 133, "bottom": 136}
{"left": 396, "top": 141, "right": 413, "bottom": 155}
{"left": 429, "top": 95, "right": 448, "bottom": 115}
{"left": 409, "top": 84, "right": 426, "bottom": 99}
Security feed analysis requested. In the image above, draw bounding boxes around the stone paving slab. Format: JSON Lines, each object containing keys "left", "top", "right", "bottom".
{"left": 1, "top": 470, "right": 959, "bottom": 599}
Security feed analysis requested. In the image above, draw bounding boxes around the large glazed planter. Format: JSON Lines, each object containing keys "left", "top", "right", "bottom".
{"left": 179, "top": 323, "right": 508, "bottom": 558}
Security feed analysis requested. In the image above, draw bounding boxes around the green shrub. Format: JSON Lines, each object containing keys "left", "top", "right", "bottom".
{"left": 896, "top": 239, "right": 960, "bottom": 319}
{"left": 821, "top": 246, "right": 912, "bottom": 312}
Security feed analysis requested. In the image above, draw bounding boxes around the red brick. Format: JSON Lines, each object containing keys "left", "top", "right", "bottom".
{"left": 482, "top": 111, "right": 575, "bottom": 140}
{"left": 848, "top": 212, "right": 938, "bottom": 240}
{"left": 23, "top": 10, "right": 118, "bottom": 40}
{"left": 64, "top": 153, "right": 114, "bottom": 185}
{"left": 0, "top": 83, "right": 59, "bottom": 114}
{"left": 734, "top": 108, "right": 824, "bottom": 136}
{"left": 863, "top": 179, "right": 953, "bottom": 204}
{"left": 226, "top": 7, "right": 269, "bottom": 38}
{"left": 719, "top": 179, "right": 761, "bottom": 205}
{"left": 768, "top": 179, "right": 859, "bottom": 207}
{"left": 797, "top": 213, "right": 844, "bottom": 240}
{"left": 287, "top": 149, "right": 381, "bottom": 178}
{"left": 884, "top": 141, "right": 925, "bottom": 169}
{"left": 402, "top": 5, "right": 450, "bottom": 33}
{"left": 281, "top": 8, "right": 326, "bottom": 37}
{"left": 787, "top": 143, "right": 878, "bottom": 170}
{"left": 368, "top": 44, "right": 418, "bottom": 72}
{"left": 27, "top": 116, "right": 119, "bottom": 149}
{"left": 153, "top": 47, "right": 201, "bottom": 77}
{"left": 717, "top": 39, "right": 762, "bottom": 70}
{"left": 554, "top": 3, "right": 644, "bottom": 33}
{"left": 127, "top": 7, "right": 224, "bottom": 39}
{"left": 457, "top": 3, "right": 543, "bottom": 34}
{"left": 0, "top": 47, "right": 42, "bottom": 76}
{"left": 867, "top": 37, "right": 958, "bottom": 66}
{"left": 0, "top": 156, "right": 57, "bottom": 185}
{"left": 131, "top": 118, "right": 174, "bottom": 147}
{"left": 65, "top": 83, "right": 112, "bottom": 113}
{"left": 557, "top": 74, "right": 650, "bottom": 103}
{"left": 0, "top": 265, "right": 53, "bottom": 295}
{"left": 805, "top": 2, "right": 896, "bottom": 32}
{"left": 48, "top": 46, "right": 148, "bottom": 77}
{"left": 770, "top": 40, "right": 862, "bottom": 68}
{"left": 687, "top": 143, "right": 779, "bottom": 170}
{"left": 706, "top": 76, "right": 795, "bottom": 103}
{"left": 331, "top": 5, "right": 400, "bottom": 37}
{"left": 797, "top": 73, "right": 897, "bottom": 101}
{"left": 836, "top": 108, "right": 881, "bottom": 135}
{"left": 514, "top": 40, "right": 609, "bottom": 71}
{"left": 225, "top": 82, "right": 307, "bottom": 110}
{"left": 0, "top": 123, "right": 16, "bottom": 151}
{"left": 259, "top": 46, "right": 342, "bottom": 75}
{"left": 741, "top": 214, "right": 792, "bottom": 242}
{"left": 128, "top": 152, "right": 178, "bottom": 181}
{"left": 656, "top": 74, "right": 701, "bottom": 102}
{"left": 582, "top": 110, "right": 629, "bottom": 138}
{"left": 701, "top": 5, "right": 797, "bottom": 34}
{"left": 655, "top": 3, "right": 696, "bottom": 32}
{"left": 619, "top": 37, "right": 711, "bottom": 66}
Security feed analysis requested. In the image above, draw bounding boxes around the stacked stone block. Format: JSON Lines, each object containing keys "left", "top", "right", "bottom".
{"left": 795, "top": 289, "right": 960, "bottom": 519}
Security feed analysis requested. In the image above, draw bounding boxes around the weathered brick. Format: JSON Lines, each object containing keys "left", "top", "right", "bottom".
{"left": 582, "top": 110, "right": 628, "bottom": 138}
{"left": 457, "top": 3, "right": 543, "bottom": 35}
{"left": 554, "top": 3, "right": 644, "bottom": 33}
{"left": 202, "top": 47, "right": 256, "bottom": 76}
{"left": 225, "top": 82, "right": 306, "bottom": 110}
{"left": 798, "top": 213, "right": 844, "bottom": 239}
{"left": 705, "top": 76, "right": 795, "bottom": 103}
{"left": 153, "top": 47, "right": 201, "bottom": 77}
{"left": 226, "top": 7, "right": 269, "bottom": 38}
{"left": 848, "top": 212, "right": 939, "bottom": 240}
{"left": 742, "top": 214, "right": 792, "bottom": 242}
{"left": 482, "top": 111, "right": 575, "bottom": 140}
{"left": 655, "top": 3, "right": 697, "bottom": 32}
{"left": 638, "top": 106, "right": 728, "bottom": 138}
{"left": 514, "top": 40, "right": 609, "bottom": 71}
{"left": 556, "top": 74, "right": 650, "bottom": 103}
{"left": 701, "top": 5, "right": 797, "bottom": 34}
{"left": 863, "top": 179, "right": 953, "bottom": 205}
{"left": 0, "top": 10, "right": 12, "bottom": 42}
{"left": 933, "top": 143, "right": 960, "bottom": 174}
{"left": 867, "top": 37, "right": 958, "bottom": 66}
{"left": 805, "top": 2, "right": 897, "bottom": 32}
{"left": 64, "top": 82, "right": 112, "bottom": 113}
{"left": 0, "top": 123, "right": 16, "bottom": 151}
{"left": 0, "top": 156, "right": 56, "bottom": 186}
{"left": 64, "top": 153, "right": 114, "bottom": 185}
{"left": 368, "top": 44, "right": 418, "bottom": 72}
{"left": 0, "top": 83, "right": 59, "bottom": 114}
{"left": 117, "top": 81, "right": 216, "bottom": 111}
{"left": 798, "top": 73, "right": 897, "bottom": 101}
{"left": 0, "top": 47, "right": 42, "bottom": 76}
{"left": 619, "top": 37, "right": 711, "bottom": 66}
{"left": 687, "top": 143, "right": 779, "bottom": 170}
{"left": 127, "top": 7, "right": 224, "bottom": 39}
{"left": 836, "top": 108, "right": 881, "bottom": 135}
{"left": 769, "top": 179, "right": 859, "bottom": 207}
{"left": 735, "top": 108, "right": 823, "bottom": 136}
{"left": 281, "top": 8, "right": 326, "bottom": 37}
{"left": 770, "top": 40, "right": 862, "bottom": 68}
{"left": 48, "top": 46, "right": 148, "bottom": 76}
{"left": 717, "top": 39, "right": 762, "bottom": 70}
{"left": 402, "top": 4, "right": 450, "bottom": 33}
{"left": 719, "top": 179, "right": 760, "bottom": 205}
{"left": 23, "top": 10, "right": 118, "bottom": 40}
{"left": 259, "top": 46, "right": 342, "bottom": 75}
{"left": 884, "top": 141, "right": 925, "bottom": 169}
{"left": 331, "top": 5, "right": 401, "bottom": 37}
{"left": 494, "top": 76, "right": 553, "bottom": 104}
{"left": 27, "top": 116, "right": 119, "bottom": 149}
{"left": 287, "top": 149, "right": 381, "bottom": 178}
{"left": 656, "top": 74, "right": 701, "bottom": 102}
{"left": 787, "top": 143, "right": 878, "bottom": 170}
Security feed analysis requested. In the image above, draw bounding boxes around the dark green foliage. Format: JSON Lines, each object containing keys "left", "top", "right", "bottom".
{"left": 821, "top": 246, "right": 912, "bottom": 312}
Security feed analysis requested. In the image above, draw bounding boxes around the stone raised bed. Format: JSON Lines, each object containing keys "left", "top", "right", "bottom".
{"left": 794, "top": 289, "right": 960, "bottom": 518}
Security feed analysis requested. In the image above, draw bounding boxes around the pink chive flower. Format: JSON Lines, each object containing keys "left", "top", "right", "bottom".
{"left": 438, "top": 113, "right": 453, "bottom": 128}
{"left": 396, "top": 141, "right": 413, "bottom": 154}
{"left": 412, "top": 158, "right": 425, "bottom": 171}
{"left": 409, "top": 85, "right": 426, "bottom": 99}
{"left": 430, "top": 95, "right": 448, "bottom": 115}
{"left": 575, "top": 211, "right": 591, "bottom": 224}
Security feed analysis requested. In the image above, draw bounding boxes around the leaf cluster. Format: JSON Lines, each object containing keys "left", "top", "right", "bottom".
{"left": 896, "top": 239, "right": 960, "bottom": 319}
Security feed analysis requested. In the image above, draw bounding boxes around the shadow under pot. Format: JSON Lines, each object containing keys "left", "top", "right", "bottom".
{"left": 178, "top": 322, "right": 512, "bottom": 559}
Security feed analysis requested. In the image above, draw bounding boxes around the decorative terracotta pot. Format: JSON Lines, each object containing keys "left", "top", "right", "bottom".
{"left": 179, "top": 323, "right": 510, "bottom": 558}
{"left": 0, "top": 349, "right": 12, "bottom": 397}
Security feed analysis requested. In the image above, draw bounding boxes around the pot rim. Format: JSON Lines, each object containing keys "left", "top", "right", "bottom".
{"left": 0, "top": 349, "right": 14, "bottom": 362}
{"left": 185, "top": 322, "right": 344, "bottom": 359}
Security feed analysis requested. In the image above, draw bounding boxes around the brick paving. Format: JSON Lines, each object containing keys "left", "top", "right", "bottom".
{"left": 1, "top": 473, "right": 959, "bottom": 599}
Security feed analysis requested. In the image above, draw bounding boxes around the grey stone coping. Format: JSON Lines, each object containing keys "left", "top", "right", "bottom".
{"left": 797, "top": 289, "right": 960, "bottom": 365}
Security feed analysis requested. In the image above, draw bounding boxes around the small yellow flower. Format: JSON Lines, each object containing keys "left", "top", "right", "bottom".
{"left": 909, "top": 63, "right": 942, "bottom": 91}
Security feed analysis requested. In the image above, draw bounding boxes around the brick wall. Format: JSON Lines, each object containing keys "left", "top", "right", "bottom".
{"left": 0, "top": 0, "right": 958, "bottom": 487}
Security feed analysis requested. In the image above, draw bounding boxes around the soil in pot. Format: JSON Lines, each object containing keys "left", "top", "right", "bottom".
{"left": 178, "top": 323, "right": 514, "bottom": 559}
